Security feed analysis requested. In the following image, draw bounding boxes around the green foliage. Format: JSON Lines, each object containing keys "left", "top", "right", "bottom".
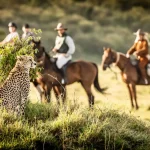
{"left": 1, "top": 0, "right": 150, "bottom": 10}
{"left": 0, "top": 29, "right": 42, "bottom": 83}
{"left": 0, "top": 1, "right": 150, "bottom": 62}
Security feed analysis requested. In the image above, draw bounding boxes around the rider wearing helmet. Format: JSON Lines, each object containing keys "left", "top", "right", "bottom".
{"left": 22, "top": 23, "right": 34, "bottom": 44}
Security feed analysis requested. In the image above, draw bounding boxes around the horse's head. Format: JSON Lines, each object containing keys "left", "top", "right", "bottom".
{"left": 32, "top": 40, "right": 41, "bottom": 49}
{"left": 101, "top": 47, "right": 116, "bottom": 70}
{"left": 32, "top": 40, "right": 45, "bottom": 60}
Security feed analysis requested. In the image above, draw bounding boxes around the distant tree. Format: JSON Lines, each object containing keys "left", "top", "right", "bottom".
{"left": 118, "top": 0, "right": 150, "bottom": 10}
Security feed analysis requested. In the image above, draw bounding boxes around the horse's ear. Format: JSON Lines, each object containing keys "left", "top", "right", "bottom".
{"left": 108, "top": 47, "right": 111, "bottom": 52}
{"left": 38, "top": 40, "right": 41, "bottom": 44}
{"left": 103, "top": 47, "right": 106, "bottom": 51}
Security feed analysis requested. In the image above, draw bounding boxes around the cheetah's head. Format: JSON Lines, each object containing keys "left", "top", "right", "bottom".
{"left": 16, "top": 55, "right": 36, "bottom": 69}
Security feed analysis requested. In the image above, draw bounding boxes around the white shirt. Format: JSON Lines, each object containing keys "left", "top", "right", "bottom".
{"left": 3, "top": 32, "right": 19, "bottom": 43}
{"left": 54, "top": 35, "right": 75, "bottom": 55}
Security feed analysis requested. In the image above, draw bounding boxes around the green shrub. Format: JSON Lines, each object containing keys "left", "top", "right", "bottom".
{"left": 0, "top": 29, "right": 41, "bottom": 83}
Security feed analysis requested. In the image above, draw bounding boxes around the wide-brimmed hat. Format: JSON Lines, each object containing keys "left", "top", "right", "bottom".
{"left": 8, "top": 22, "right": 17, "bottom": 28}
{"left": 133, "top": 29, "right": 146, "bottom": 36}
{"left": 54, "top": 23, "right": 67, "bottom": 31}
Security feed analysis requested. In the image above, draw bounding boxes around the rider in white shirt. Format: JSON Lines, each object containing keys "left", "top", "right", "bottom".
{"left": 0, "top": 22, "right": 19, "bottom": 45}
{"left": 52, "top": 23, "right": 75, "bottom": 84}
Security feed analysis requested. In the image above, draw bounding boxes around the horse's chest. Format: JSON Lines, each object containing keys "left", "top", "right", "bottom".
{"left": 122, "top": 73, "right": 127, "bottom": 81}
{"left": 121, "top": 71, "right": 131, "bottom": 83}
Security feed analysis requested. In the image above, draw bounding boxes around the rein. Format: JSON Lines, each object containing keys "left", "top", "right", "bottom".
{"left": 114, "top": 52, "right": 121, "bottom": 66}
{"left": 108, "top": 52, "right": 130, "bottom": 79}
{"left": 108, "top": 52, "right": 121, "bottom": 80}
{"left": 108, "top": 66, "right": 118, "bottom": 80}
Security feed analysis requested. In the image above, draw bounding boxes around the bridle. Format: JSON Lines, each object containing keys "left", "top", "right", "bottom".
{"left": 103, "top": 51, "right": 120, "bottom": 80}
{"left": 103, "top": 51, "right": 120, "bottom": 68}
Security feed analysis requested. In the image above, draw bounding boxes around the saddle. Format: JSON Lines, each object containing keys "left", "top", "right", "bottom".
{"left": 130, "top": 57, "right": 150, "bottom": 77}
{"left": 50, "top": 57, "right": 72, "bottom": 75}
{"left": 58, "top": 60, "right": 72, "bottom": 84}
{"left": 62, "top": 60, "right": 72, "bottom": 70}
{"left": 59, "top": 60, "right": 72, "bottom": 75}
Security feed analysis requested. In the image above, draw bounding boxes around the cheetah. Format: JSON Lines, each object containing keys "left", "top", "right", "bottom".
{"left": 0, "top": 55, "right": 36, "bottom": 116}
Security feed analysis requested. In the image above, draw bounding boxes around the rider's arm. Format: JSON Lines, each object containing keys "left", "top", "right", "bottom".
{"left": 136, "top": 40, "right": 148, "bottom": 56}
{"left": 65, "top": 36, "right": 75, "bottom": 55}
{"left": 0, "top": 32, "right": 19, "bottom": 45}
{"left": 0, "top": 35, "right": 9, "bottom": 45}
{"left": 126, "top": 43, "right": 136, "bottom": 55}
{"left": 52, "top": 36, "right": 59, "bottom": 51}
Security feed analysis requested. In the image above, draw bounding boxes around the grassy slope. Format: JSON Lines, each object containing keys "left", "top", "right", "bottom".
{"left": 0, "top": 101, "right": 150, "bottom": 150}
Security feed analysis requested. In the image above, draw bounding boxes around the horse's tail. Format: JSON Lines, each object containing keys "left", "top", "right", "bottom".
{"left": 92, "top": 63, "right": 107, "bottom": 93}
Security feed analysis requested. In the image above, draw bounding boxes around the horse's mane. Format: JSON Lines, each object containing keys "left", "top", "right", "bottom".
{"left": 118, "top": 52, "right": 126, "bottom": 57}
{"left": 111, "top": 49, "right": 126, "bottom": 58}
{"left": 44, "top": 50, "right": 51, "bottom": 60}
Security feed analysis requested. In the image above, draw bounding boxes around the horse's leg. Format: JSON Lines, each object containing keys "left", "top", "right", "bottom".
{"left": 53, "top": 86, "right": 61, "bottom": 105}
{"left": 129, "top": 83, "right": 138, "bottom": 110}
{"left": 44, "top": 84, "right": 52, "bottom": 103}
{"left": 80, "top": 82, "right": 94, "bottom": 107}
{"left": 35, "top": 85, "right": 44, "bottom": 103}
{"left": 31, "top": 80, "right": 45, "bottom": 103}
{"left": 60, "top": 85, "right": 66, "bottom": 104}
{"left": 127, "top": 84, "right": 134, "bottom": 109}
{"left": 53, "top": 85, "right": 66, "bottom": 105}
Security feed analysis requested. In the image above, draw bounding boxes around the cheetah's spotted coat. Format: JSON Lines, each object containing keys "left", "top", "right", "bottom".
{"left": 0, "top": 55, "right": 36, "bottom": 116}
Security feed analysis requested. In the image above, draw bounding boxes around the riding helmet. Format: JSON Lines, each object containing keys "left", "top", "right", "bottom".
{"left": 8, "top": 22, "right": 17, "bottom": 28}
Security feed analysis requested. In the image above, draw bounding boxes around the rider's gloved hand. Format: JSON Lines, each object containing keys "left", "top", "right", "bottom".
{"left": 52, "top": 48, "right": 58, "bottom": 52}
{"left": 126, "top": 53, "right": 130, "bottom": 58}
{"left": 133, "top": 51, "right": 138, "bottom": 55}
{"left": 64, "top": 53, "right": 70, "bottom": 58}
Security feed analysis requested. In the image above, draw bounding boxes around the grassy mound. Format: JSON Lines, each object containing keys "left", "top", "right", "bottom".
{"left": 0, "top": 101, "right": 150, "bottom": 150}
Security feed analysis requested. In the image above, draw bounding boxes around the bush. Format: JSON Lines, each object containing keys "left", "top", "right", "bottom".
{"left": 0, "top": 29, "right": 41, "bottom": 83}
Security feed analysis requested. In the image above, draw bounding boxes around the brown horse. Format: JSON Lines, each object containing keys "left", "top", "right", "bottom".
{"left": 101, "top": 47, "right": 150, "bottom": 110}
{"left": 32, "top": 40, "right": 66, "bottom": 103}
{"left": 33, "top": 42, "right": 107, "bottom": 107}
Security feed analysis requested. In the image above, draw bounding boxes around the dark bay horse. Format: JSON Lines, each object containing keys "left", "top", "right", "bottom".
{"left": 101, "top": 47, "right": 150, "bottom": 110}
{"left": 32, "top": 40, "right": 66, "bottom": 103}
{"left": 33, "top": 41, "right": 107, "bottom": 107}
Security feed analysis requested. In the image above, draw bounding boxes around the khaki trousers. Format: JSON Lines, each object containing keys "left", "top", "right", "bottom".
{"left": 138, "top": 56, "right": 148, "bottom": 79}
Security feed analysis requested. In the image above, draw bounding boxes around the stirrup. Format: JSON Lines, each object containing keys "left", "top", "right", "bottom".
{"left": 144, "top": 78, "right": 148, "bottom": 84}
{"left": 61, "top": 79, "right": 65, "bottom": 84}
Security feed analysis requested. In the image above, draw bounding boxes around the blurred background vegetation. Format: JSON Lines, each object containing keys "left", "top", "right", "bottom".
{"left": 0, "top": 0, "right": 150, "bottom": 62}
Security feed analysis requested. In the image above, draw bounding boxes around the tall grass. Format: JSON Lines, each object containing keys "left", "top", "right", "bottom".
{"left": 0, "top": 101, "right": 150, "bottom": 150}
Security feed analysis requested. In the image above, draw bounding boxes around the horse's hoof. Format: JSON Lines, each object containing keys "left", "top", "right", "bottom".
{"left": 136, "top": 106, "right": 139, "bottom": 110}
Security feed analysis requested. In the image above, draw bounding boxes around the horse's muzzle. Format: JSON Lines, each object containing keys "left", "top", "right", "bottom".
{"left": 102, "top": 64, "right": 108, "bottom": 71}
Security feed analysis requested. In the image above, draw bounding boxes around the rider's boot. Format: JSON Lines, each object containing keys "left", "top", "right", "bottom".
{"left": 60, "top": 65, "right": 67, "bottom": 84}
{"left": 139, "top": 62, "right": 149, "bottom": 84}
{"left": 141, "top": 70, "right": 148, "bottom": 84}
